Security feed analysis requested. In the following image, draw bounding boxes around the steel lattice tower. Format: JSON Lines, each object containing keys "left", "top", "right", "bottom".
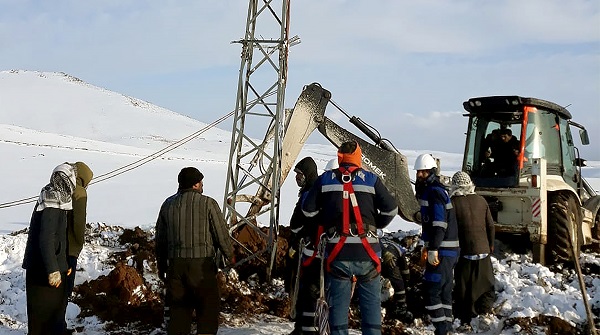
{"left": 223, "top": 0, "right": 293, "bottom": 280}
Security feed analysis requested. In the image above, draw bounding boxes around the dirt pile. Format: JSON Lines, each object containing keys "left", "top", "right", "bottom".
{"left": 70, "top": 224, "right": 593, "bottom": 335}
{"left": 72, "top": 224, "right": 298, "bottom": 333}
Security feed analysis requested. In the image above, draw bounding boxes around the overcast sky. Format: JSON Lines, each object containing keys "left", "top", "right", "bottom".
{"left": 2, "top": 1, "right": 599, "bottom": 159}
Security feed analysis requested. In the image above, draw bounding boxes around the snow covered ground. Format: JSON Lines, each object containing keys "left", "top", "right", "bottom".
{"left": 0, "top": 70, "right": 598, "bottom": 334}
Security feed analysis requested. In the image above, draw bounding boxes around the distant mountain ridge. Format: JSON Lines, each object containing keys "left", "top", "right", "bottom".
{"left": 0, "top": 70, "right": 231, "bottom": 150}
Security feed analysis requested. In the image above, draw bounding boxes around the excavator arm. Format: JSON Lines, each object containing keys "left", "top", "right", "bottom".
{"left": 317, "top": 114, "right": 419, "bottom": 222}
{"left": 240, "top": 82, "right": 419, "bottom": 223}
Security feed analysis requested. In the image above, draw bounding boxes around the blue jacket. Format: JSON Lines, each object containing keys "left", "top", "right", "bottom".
{"left": 416, "top": 175, "right": 459, "bottom": 254}
{"left": 302, "top": 165, "right": 398, "bottom": 262}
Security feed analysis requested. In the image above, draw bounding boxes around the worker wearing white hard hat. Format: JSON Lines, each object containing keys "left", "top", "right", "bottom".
{"left": 413, "top": 153, "right": 460, "bottom": 335}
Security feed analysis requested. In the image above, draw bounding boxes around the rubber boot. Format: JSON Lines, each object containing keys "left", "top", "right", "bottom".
{"left": 391, "top": 294, "right": 413, "bottom": 323}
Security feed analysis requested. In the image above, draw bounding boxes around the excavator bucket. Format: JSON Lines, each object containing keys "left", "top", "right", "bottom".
{"left": 318, "top": 117, "right": 420, "bottom": 222}
{"left": 239, "top": 83, "right": 331, "bottom": 219}
{"left": 279, "top": 83, "right": 332, "bottom": 186}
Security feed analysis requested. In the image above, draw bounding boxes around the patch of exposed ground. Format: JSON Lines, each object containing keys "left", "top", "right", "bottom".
{"left": 70, "top": 224, "right": 597, "bottom": 334}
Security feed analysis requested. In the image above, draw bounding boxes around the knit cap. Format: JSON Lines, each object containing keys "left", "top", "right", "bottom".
{"left": 178, "top": 167, "right": 204, "bottom": 189}
{"left": 450, "top": 171, "right": 476, "bottom": 197}
{"left": 452, "top": 171, "right": 472, "bottom": 187}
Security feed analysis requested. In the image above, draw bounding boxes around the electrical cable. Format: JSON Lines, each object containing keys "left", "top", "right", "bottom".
{"left": 0, "top": 91, "right": 276, "bottom": 209}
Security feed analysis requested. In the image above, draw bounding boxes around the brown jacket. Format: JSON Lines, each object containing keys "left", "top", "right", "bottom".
{"left": 451, "top": 194, "right": 495, "bottom": 256}
{"left": 68, "top": 161, "right": 93, "bottom": 257}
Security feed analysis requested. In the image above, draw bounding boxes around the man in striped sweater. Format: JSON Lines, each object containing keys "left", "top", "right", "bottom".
{"left": 155, "top": 167, "right": 235, "bottom": 335}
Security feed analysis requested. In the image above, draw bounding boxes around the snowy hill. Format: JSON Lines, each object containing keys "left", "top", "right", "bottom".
{"left": 0, "top": 70, "right": 231, "bottom": 150}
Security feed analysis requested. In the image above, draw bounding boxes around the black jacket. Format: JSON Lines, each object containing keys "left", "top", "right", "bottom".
{"left": 290, "top": 157, "right": 319, "bottom": 246}
{"left": 23, "top": 207, "right": 69, "bottom": 275}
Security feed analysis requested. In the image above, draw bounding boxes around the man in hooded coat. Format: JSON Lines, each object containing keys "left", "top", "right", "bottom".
{"left": 63, "top": 161, "right": 93, "bottom": 334}
{"left": 288, "top": 156, "right": 320, "bottom": 334}
{"left": 23, "top": 163, "right": 77, "bottom": 335}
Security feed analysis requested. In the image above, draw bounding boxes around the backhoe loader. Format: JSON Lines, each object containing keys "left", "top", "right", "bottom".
{"left": 461, "top": 96, "right": 599, "bottom": 264}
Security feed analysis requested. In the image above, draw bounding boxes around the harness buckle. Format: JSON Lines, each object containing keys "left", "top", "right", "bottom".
{"left": 341, "top": 173, "right": 352, "bottom": 183}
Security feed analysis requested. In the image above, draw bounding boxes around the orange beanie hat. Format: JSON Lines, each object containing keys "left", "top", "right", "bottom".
{"left": 337, "top": 141, "right": 362, "bottom": 168}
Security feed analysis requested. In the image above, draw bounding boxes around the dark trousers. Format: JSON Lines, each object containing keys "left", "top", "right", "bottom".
{"left": 26, "top": 269, "right": 67, "bottom": 335}
{"left": 166, "top": 257, "right": 219, "bottom": 335}
{"left": 423, "top": 253, "right": 458, "bottom": 335}
{"left": 453, "top": 256, "right": 496, "bottom": 324}
{"left": 63, "top": 256, "right": 78, "bottom": 329}
{"left": 293, "top": 259, "right": 321, "bottom": 334}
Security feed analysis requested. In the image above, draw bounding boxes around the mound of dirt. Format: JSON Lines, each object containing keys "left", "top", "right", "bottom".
{"left": 505, "top": 315, "right": 579, "bottom": 335}
{"left": 72, "top": 224, "right": 426, "bottom": 334}
{"left": 69, "top": 224, "right": 597, "bottom": 335}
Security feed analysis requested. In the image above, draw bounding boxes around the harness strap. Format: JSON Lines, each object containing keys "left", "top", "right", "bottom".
{"left": 325, "top": 166, "right": 381, "bottom": 272}
{"left": 302, "top": 225, "right": 324, "bottom": 267}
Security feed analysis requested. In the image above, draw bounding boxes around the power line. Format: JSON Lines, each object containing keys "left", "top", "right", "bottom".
{"left": 0, "top": 105, "right": 247, "bottom": 209}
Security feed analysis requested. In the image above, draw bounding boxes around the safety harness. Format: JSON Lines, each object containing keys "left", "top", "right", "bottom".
{"left": 324, "top": 166, "right": 381, "bottom": 273}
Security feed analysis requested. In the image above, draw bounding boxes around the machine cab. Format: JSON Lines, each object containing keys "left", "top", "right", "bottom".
{"left": 461, "top": 96, "right": 585, "bottom": 191}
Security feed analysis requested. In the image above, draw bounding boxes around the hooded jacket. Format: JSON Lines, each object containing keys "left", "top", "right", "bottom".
{"left": 294, "top": 157, "right": 318, "bottom": 193}
{"left": 290, "top": 157, "right": 318, "bottom": 239}
{"left": 23, "top": 164, "right": 77, "bottom": 274}
{"left": 68, "top": 161, "right": 93, "bottom": 258}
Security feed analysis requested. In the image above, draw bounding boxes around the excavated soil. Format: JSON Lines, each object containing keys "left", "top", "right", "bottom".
{"left": 71, "top": 224, "right": 593, "bottom": 334}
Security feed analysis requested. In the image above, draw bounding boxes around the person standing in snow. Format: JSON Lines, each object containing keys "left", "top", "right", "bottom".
{"left": 449, "top": 171, "right": 496, "bottom": 327}
{"left": 414, "top": 153, "right": 459, "bottom": 335}
{"left": 63, "top": 161, "right": 93, "bottom": 334}
{"left": 23, "top": 163, "right": 77, "bottom": 335}
{"left": 155, "top": 167, "right": 235, "bottom": 335}
{"left": 288, "top": 156, "right": 321, "bottom": 335}
{"left": 302, "top": 141, "right": 398, "bottom": 335}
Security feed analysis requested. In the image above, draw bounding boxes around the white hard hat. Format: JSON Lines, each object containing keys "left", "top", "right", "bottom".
{"left": 324, "top": 158, "right": 339, "bottom": 171}
{"left": 414, "top": 153, "right": 437, "bottom": 171}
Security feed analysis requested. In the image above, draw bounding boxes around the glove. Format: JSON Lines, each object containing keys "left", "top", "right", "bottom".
{"left": 48, "top": 271, "right": 61, "bottom": 287}
{"left": 427, "top": 250, "right": 440, "bottom": 266}
{"left": 288, "top": 247, "right": 297, "bottom": 259}
{"left": 419, "top": 247, "right": 428, "bottom": 266}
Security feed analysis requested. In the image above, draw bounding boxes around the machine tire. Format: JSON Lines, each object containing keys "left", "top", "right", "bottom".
{"left": 593, "top": 212, "right": 600, "bottom": 242}
{"left": 547, "top": 192, "right": 583, "bottom": 264}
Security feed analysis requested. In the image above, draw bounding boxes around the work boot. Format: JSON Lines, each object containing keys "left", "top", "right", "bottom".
{"left": 391, "top": 302, "right": 414, "bottom": 323}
